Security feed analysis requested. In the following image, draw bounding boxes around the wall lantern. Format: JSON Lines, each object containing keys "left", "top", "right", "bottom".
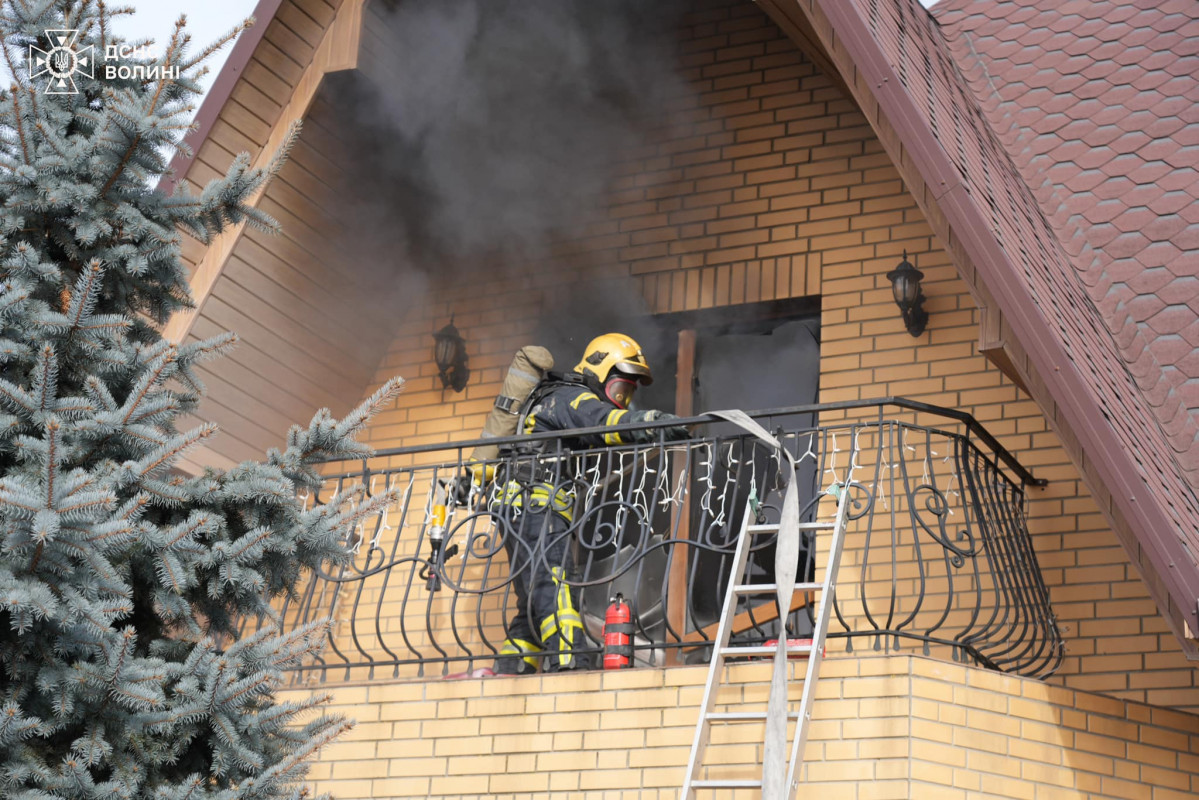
{"left": 886, "top": 251, "right": 928, "bottom": 337}
{"left": 433, "top": 316, "right": 469, "bottom": 392}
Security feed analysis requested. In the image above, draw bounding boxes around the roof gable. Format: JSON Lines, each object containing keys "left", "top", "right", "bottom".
{"left": 171, "top": 0, "right": 1199, "bottom": 643}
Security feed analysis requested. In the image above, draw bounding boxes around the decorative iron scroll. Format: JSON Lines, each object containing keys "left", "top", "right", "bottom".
{"left": 254, "top": 402, "right": 1063, "bottom": 683}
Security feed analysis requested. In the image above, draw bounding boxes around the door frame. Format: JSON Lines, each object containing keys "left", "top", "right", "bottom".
{"left": 654, "top": 296, "right": 821, "bottom": 657}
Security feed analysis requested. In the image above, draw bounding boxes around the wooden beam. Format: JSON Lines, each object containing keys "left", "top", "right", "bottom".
{"left": 163, "top": 0, "right": 367, "bottom": 346}
{"left": 976, "top": 282, "right": 1030, "bottom": 394}
{"left": 327, "top": 0, "right": 364, "bottom": 72}
{"left": 666, "top": 330, "right": 697, "bottom": 662}
{"left": 675, "top": 330, "right": 696, "bottom": 421}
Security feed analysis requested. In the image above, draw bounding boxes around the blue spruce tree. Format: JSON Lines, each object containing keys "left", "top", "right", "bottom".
{"left": 0, "top": 3, "right": 401, "bottom": 797}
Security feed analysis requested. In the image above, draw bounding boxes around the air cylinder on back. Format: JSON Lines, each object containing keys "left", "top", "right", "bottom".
{"left": 469, "top": 345, "right": 554, "bottom": 464}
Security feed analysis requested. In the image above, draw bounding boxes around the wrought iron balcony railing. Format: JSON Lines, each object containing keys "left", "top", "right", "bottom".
{"left": 263, "top": 399, "right": 1063, "bottom": 683}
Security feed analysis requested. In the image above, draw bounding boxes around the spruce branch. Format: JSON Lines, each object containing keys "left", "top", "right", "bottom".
{"left": 65, "top": 260, "right": 105, "bottom": 330}
{"left": 100, "top": 54, "right": 176, "bottom": 199}
{"left": 24, "top": 80, "right": 37, "bottom": 123}
{"left": 7, "top": 81, "right": 28, "bottom": 166}
{"left": 0, "top": 374, "right": 36, "bottom": 417}
{"left": 173, "top": 16, "right": 254, "bottom": 75}
{"left": 98, "top": 0, "right": 108, "bottom": 56}
{"left": 31, "top": 343, "right": 57, "bottom": 417}
{"left": 265, "top": 120, "right": 302, "bottom": 182}
{"left": 241, "top": 717, "right": 353, "bottom": 798}
{"left": 0, "top": 5, "right": 386, "bottom": 795}
{"left": 126, "top": 422, "right": 215, "bottom": 479}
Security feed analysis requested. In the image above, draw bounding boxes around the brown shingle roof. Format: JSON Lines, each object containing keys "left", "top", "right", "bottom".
{"left": 808, "top": 0, "right": 1199, "bottom": 636}
{"left": 932, "top": 0, "right": 1199, "bottom": 480}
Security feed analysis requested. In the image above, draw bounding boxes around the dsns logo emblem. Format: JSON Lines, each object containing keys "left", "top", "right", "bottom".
{"left": 29, "top": 30, "right": 94, "bottom": 95}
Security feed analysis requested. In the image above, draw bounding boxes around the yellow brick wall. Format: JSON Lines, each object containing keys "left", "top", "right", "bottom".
{"left": 290, "top": 655, "right": 1199, "bottom": 799}
{"left": 323, "top": 0, "right": 1198, "bottom": 709}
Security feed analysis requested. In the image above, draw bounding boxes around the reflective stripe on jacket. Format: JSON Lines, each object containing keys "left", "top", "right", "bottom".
{"left": 522, "top": 381, "right": 641, "bottom": 448}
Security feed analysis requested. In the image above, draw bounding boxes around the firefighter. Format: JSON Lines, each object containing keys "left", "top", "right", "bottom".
{"left": 493, "top": 333, "right": 690, "bottom": 674}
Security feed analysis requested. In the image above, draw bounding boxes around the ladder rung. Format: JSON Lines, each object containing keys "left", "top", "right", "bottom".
{"left": 746, "top": 522, "right": 835, "bottom": 533}
{"left": 692, "top": 780, "right": 763, "bottom": 789}
{"left": 707, "top": 711, "right": 801, "bottom": 721}
{"left": 732, "top": 581, "right": 821, "bottom": 595}
{"left": 719, "top": 644, "right": 813, "bottom": 657}
{"left": 733, "top": 583, "right": 777, "bottom": 595}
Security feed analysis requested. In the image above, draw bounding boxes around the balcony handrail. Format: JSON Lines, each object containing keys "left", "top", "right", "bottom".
{"left": 267, "top": 402, "right": 1063, "bottom": 682}
{"left": 318, "top": 396, "right": 1045, "bottom": 487}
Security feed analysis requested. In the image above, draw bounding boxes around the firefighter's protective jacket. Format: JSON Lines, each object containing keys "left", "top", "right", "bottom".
{"left": 492, "top": 375, "right": 686, "bottom": 520}
{"left": 518, "top": 375, "right": 681, "bottom": 447}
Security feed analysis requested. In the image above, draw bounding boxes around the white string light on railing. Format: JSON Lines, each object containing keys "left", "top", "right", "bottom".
{"left": 628, "top": 450, "right": 653, "bottom": 522}
{"left": 608, "top": 450, "right": 634, "bottom": 532}
{"left": 574, "top": 452, "right": 593, "bottom": 506}
{"left": 921, "top": 441, "right": 941, "bottom": 488}
{"left": 870, "top": 427, "right": 892, "bottom": 511}
{"left": 824, "top": 432, "right": 842, "bottom": 488}
{"left": 706, "top": 441, "right": 740, "bottom": 528}
{"left": 880, "top": 425, "right": 918, "bottom": 512}
{"left": 377, "top": 500, "right": 394, "bottom": 539}
{"left": 580, "top": 453, "right": 604, "bottom": 508}
{"left": 943, "top": 471, "right": 960, "bottom": 516}
{"left": 799, "top": 431, "right": 817, "bottom": 463}
{"left": 356, "top": 473, "right": 393, "bottom": 546}
{"left": 892, "top": 426, "right": 963, "bottom": 515}
{"left": 747, "top": 469, "right": 758, "bottom": 518}
{"left": 653, "top": 447, "right": 684, "bottom": 512}
{"left": 848, "top": 428, "right": 865, "bottom": 483}
{"left": 362, "top": 486, "right": 389, "bottom": 552}
{"left": 366, "top": 520, "right": 384, "bottom": 552}
{"left": 697, "top": 441, "right": 719, "bottom": 522}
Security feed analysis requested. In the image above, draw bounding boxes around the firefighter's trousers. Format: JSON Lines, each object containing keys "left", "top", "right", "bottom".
{"left": 496, "top": 504, "right": 590, "bottom": 673}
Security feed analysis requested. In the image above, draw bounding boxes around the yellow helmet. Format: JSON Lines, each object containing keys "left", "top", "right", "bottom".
{"left": 574, "top": 333, "right": 653, "bottom": 385}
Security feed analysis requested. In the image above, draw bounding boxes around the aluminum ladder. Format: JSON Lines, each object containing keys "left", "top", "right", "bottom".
{"left": 681, "top": 484, "right": 851, "bottom": 799}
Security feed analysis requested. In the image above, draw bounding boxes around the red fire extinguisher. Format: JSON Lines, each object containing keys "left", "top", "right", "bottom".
{"left": 603, "top": 594, "right": 634, "bottom": 670}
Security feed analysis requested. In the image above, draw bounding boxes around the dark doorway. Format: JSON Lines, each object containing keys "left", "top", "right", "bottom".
{"left": 667, "top": 305, "right": 821, "bottom": 633}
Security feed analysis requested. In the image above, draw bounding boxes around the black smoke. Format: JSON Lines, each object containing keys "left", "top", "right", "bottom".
{"left": 331, "top": 0, "right": 693, "bottom": 271}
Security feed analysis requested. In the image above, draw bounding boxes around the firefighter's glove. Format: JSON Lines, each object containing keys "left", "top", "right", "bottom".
{"left": 450, "top": 474, "right": 473, "bottom": 507}
{"left": 638, "top": 410, "right": 692, "bottom": 443}
{"left": 451, "top": 463, "right": 495, "bottom": 506}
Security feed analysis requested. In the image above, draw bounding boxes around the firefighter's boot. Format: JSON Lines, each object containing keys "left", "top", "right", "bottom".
{"left": 494, "top": 637, "right": 541, "bottom": 675}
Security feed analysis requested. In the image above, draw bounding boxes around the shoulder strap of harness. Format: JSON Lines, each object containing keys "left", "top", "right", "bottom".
{"left": 517, "top": 371, "right": 586, "bottom": 420}
{"left": 506, "top": 372, "right": 594, "bottom": 455}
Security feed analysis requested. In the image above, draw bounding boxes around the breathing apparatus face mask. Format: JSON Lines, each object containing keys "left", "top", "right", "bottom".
{"left": 605, "top": 377, "right": 637, "bottom": 410}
